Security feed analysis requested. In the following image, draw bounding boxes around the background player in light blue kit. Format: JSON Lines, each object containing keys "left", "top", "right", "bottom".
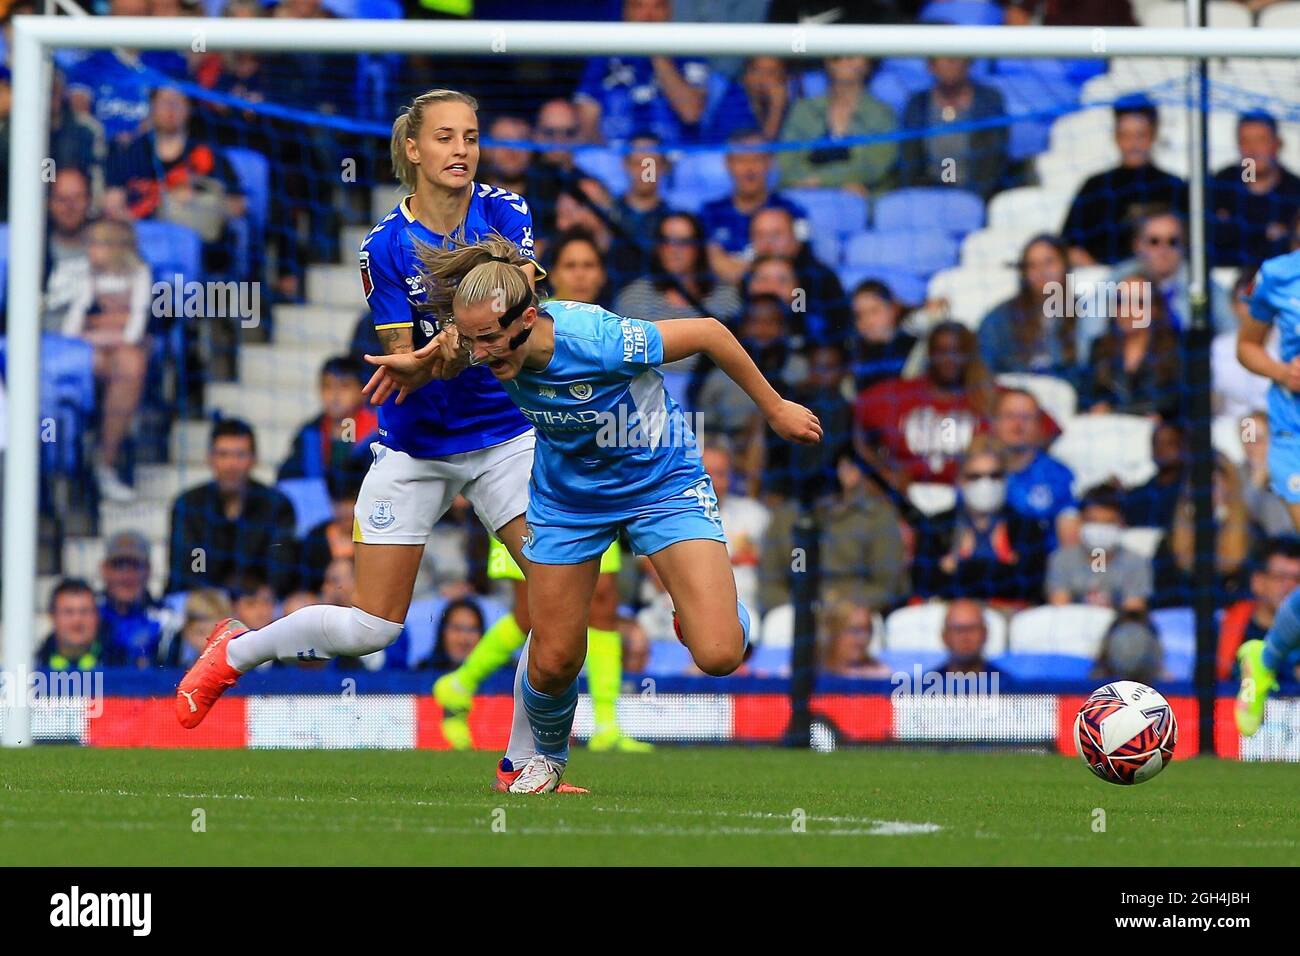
{"left": 367, "top": 236, "right": 823, "bottom": 792}
{"left": 1234, "top": 249, "right": 1300, "bottom": 734}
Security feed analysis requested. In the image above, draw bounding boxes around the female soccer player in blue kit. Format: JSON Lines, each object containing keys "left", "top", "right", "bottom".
{"left": 366, "top": 236, "right": 823, "bottom": 792}
{"left": 175, "top": 91, "right": 579, "bottom": 792}
{"left": 1234, "top": 249, "right": 1300, "bottom": 735}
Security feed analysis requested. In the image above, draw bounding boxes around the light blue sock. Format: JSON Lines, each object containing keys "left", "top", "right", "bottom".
{"left": 1263, "top": 586, "right": 1300, "bottom": 673}
{"left": 520, "top": 674, "right": 578, "bottom": 762}
{"left": 737, "top": 600, "right": 751, "bottom": 652}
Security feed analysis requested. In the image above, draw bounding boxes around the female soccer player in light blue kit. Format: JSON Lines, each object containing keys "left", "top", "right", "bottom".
{"left": 366, "top": 236, "right": 823, "bottom": 791}
{"left": 1234, "top": 249, "right": 1300, "bottom": 734}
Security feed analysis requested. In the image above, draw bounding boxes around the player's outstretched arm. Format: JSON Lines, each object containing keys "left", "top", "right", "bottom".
{"left": 363, "top": 326, "right": 469, "bottom": 405}
{"left": 1238, "top": 314, "right": 1300, "bottom": 392}
{"left": 656, "top": 317, "right": 822, "bottom": 445}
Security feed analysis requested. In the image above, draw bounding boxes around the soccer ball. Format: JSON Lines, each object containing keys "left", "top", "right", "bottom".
{"left": 1074, "top": 681, "right": 1177, "bottom": 785}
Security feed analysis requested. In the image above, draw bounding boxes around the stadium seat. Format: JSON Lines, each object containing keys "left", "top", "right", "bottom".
{"left": 907, "top": 482, "right": 957, "bottom": 517}
{"left": 993, "top": 653, "right": 1095, "bottom": 681}
{"left": 926, "top": 265, "right": 1019, "bottom": 327}
{"left": 884, "top": 602, "right": 1008, "bottom": 657}
{"left": 760, "top": 603, "right": 795, "bottom": 648}
{"left": 1119, "top": 526, "right": 1165, "bottom": 559}
{"left": 747, "top": 644, "right": 791, "bottom": 677}
{"left": 1007, "top": 604, "right": 1115, "bottom": 658}
{"left": 837, "top": 267, "right": 928, "bottom": 307}
{"left": 0, "top": 334, "right": 95, "bottom": 476}
{"left": 995, "top": 373, "right": 1078, "bottom": 426}
{"left": 1050, "top": 414, "right": 1157, "bottom": 496}
{"left": 959, "top": 227, "right": 1027, "bottom": 269}
{"left": 782, "top": 187, "right": 869, "bottom": 238}
{"left": 1211, "top": 413, "right": 1247, "bottom": 466}
{"left": 843, "top": 229, "right": 959, "bottom": 281}
{"left": 809, "top": 232, "right": 841, "bottom": 270}
{"left": 276, "top": 477, "right": 333, "bottom": 539}
{"left": 224, "top": 147, "right": 271, "bottom": 234}
{"left": 1150, "top": 606, "right": 1195, "bottom": 681}
{"left": 986, "top": 186, "right": 1073, "bottom": 242}
{"left": 1034, "top": 149, "right": 1105, "bottom": 196}
{"left": 879, "top": 649, "right": 947, "bottom": 674}
{"left": 646, "top": 639, "right": 695, "bottom": 676}
{"left": 919, "top": 0, "right": 1003, "bottom": 25}
{"left": 400, "top": 596, "right": 447, "bottom": 671}
{"left": 667, "top": 150, "right": 731, "bottom": 204}
{"left": 984, "top": 72, "right": 1079, "bottom": 162}
{"left": 1139, "top": 0, "right": 1252, "bottom": 28}
{"left": 575, "top": 147, "right": 630, "bottom": 198}
{"left": 872, "top": 187, "right": 985, "bottom": 237}
{"left": 134, "top": 220, "right": 204, "bottom": 283}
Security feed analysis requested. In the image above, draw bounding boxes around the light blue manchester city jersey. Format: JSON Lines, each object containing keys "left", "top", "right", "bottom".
{"left": 1249, "top": 249, "right": 1300, "bottom": 436}
{"left": 506, "top": 300, "right": 704, "bottom": 511}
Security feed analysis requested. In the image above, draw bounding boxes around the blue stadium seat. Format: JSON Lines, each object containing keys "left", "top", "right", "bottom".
{"left": 667, "top": 150, "right": 732, "bottom": 205}
{"left": 646, "top": 639, "right": 694, "bottom": 676}
{"left": 575, "top": 147, "right": 630, "bottom": 198}
{"left": 920, "top": 0, "right": 1004, "bottom": 25}
{"left": 837, "top": 267, "right": 928, "bottom": 306}
{"left": 993, "top": 654, "right": 1095, "bottom": 681}
{"left": 134, "top": 220, "right": 203, "bottom": 283}
{"left": 843, "top": 228, "right": 959, "bottom": 280}
{"left": 0, "top": 223, "right": 8, "bottom": 311}
{"left": 276, "top": 477, "right": 333, "bottom": 540}
{"left": 868, "top": 67, "right": 928, "bottom": 117}
{"left": 1151, "top": 607, "right": 1195, "bottom": 681}
{"left": 747, "top": 644, "right": 791, "bottom": 677}
{"left": 809, "top": 232, "right": 841, "bottom": 270}
{"left": 983, "top": 72, "right": 1079, "bottom": 162}
{"left": 782, "top": 187, "right": 868, "bottom": 239}
{"left": 0, "top": 334, "right": 95, "bottom": 476}
{"left": 225, "top": 147, "right": 271, "bottom": 234}
{"left": 879, "top": 649, "right": 946, "bottom": 674}
{"left": 400, "top": 595, "right": 447, "bottom": 671}
{"left": 873, "top": 187, "right": 985, "bottom": 237}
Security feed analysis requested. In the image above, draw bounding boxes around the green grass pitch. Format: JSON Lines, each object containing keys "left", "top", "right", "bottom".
{"left": 1, "top": 747, "right": 1296, "bottom": 865}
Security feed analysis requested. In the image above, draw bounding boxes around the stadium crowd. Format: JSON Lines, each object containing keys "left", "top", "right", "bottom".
{"left": 7, "top": 0, "right": 1300, "bottom": 686}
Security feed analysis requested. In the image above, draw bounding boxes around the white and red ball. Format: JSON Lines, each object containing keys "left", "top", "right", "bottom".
{"left": 1074, "top": 681, "right": 1177, "bottom": 785}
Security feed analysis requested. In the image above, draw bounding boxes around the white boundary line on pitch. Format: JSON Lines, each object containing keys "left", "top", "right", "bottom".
{"left": 0, "top": 785, "right": 942, "bottom": 836}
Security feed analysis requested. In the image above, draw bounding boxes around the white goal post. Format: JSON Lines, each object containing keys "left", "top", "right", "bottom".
{"left": 2, "top": 11, "right": 1292, "bottom": 745}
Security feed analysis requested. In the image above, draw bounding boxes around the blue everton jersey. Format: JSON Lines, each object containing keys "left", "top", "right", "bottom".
{"left": 360, "top": 184, "right": 538, "bottom": 459}
{"left": 1249, "top": 250, "right": 1300, "bottom": 436}
{"left": 506, "top": 301, "right": 705, "bottom": 511}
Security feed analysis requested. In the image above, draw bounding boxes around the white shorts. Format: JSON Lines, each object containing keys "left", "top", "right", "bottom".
{"left": 353, "top": 431, "right": 534, "bottom": 546}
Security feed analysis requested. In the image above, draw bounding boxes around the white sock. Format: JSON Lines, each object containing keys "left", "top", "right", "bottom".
{"left": 503, "top": 634, "right": 535, "bottom": 768}
{"left": 226, "top": 605, "right": 404, "bottom": 672}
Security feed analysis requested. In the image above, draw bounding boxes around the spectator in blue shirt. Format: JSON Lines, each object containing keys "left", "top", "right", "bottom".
{"left": 993, "top": 388, "right": 1078, "bottom": 550}
{"left": 98, "top": 530, "right": 170, "bottom": 669}
{"left": 703, "top": 55, "right": 790, "bottom": 144}
{"left": 63, "top": 0, "right": 188, "bottom": 144}
{"left": 700, "top": 128, "right": 808, "bottom": 284}
{"left": 575, "top": 0, "right": 710, "bottom": 143}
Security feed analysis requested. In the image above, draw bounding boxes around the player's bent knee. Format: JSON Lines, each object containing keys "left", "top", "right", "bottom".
{"left": 339, "top": 606, "right": 404, "bottom": 657}
{"left": 690, "top": 632, "right": 745, "bottom": 677}
{"left": 529, "top": 636, "right": 585, "bottom": 686}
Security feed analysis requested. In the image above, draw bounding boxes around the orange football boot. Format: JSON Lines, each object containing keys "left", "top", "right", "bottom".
{"left": 175, "top": 618, "right": 248, "bottom": 728}
{"left": 492, "top": 758, "right": 589, "bottom": 794}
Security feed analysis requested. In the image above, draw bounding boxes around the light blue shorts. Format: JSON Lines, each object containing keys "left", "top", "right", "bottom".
{"left": 523, "top": 476, "right": 728, "bottom": 565}
{"left": 1269, "top": 429, "right": 1300, "bottom": 504}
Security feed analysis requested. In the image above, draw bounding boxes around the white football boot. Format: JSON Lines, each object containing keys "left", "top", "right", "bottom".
{"left": 507, "top": 754, "right": 565, "bottom": 794}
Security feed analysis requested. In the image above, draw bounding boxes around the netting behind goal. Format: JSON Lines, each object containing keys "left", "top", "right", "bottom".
{"left": 6, "top": 24, "right": 1299, "bottom": 758}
